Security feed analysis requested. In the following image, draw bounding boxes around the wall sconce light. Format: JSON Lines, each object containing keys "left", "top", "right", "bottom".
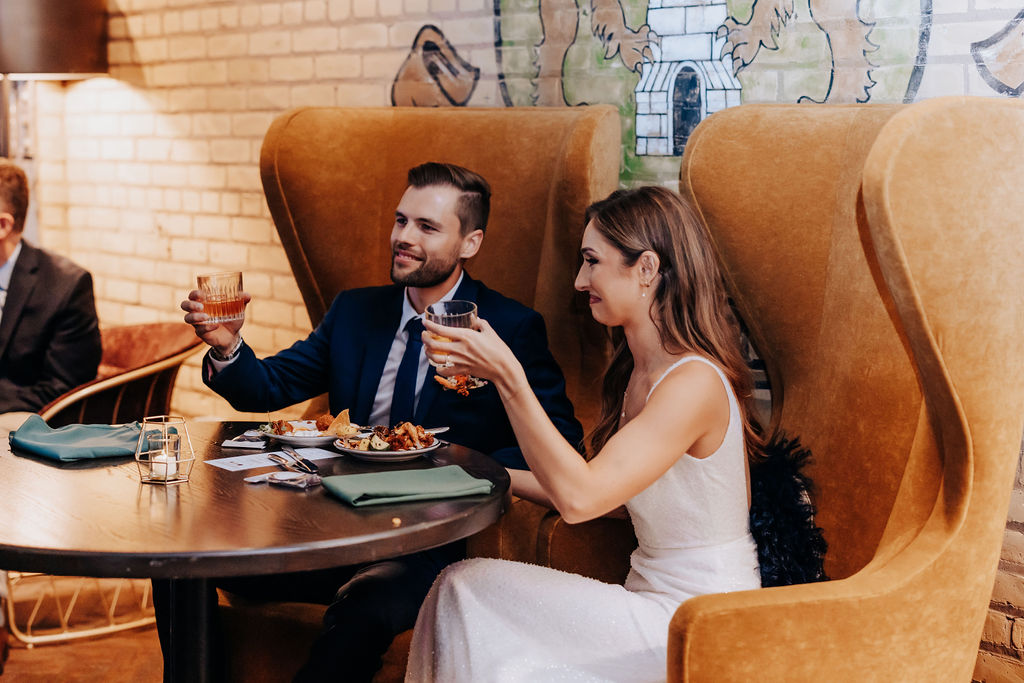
{"left": 0, "top": 0, "right": 108, "bottom": 158}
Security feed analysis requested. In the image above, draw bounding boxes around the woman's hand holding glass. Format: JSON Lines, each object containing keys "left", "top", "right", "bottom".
{"left": 423, "top": 301, "right": 476, "bottom": 369}
{"left": 421, "top": 315, "right": 521, "bottom": 392}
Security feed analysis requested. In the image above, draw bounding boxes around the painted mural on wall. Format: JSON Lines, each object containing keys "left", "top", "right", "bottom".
{"left": 392, "top": 1, "right": 1023, "bottom": 181}
{"left": 392, "top": 25, "right": 480, "bottom": 106}
{"left": 972, "top": 8, "right": 1024, "bottom": 97}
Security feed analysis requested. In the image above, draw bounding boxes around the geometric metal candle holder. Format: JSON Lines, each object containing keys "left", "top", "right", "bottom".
{"left": 134, "top": 415, "right": 194, "bottom": 485}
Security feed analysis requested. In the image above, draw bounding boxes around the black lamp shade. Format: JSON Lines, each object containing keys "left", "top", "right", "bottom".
{"left": 0, "top": 0, "right": 107, "bottom": 76}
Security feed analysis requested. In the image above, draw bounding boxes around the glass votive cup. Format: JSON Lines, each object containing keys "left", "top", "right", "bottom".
{"left": 136, "top": 416, "right": 194, "bottom": 485}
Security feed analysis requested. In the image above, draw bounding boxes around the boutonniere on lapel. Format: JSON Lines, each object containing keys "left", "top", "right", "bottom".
{"left": 434, "top": 374, "right": 487, "bottom": 396}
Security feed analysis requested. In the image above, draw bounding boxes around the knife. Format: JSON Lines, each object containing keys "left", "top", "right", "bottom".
{"left": 279, "top": 444, "right": 319, "bottom": 474}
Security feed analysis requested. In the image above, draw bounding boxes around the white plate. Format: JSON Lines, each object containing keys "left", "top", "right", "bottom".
{"left": 333, "top": 439, "right": 442, "bottom": 462}
{"left": 265, "top": 432, "right": 338, "bottom": 447}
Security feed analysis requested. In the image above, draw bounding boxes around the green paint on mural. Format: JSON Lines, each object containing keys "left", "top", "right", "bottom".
{"left": 869, "top": 23, "right": 920, "bottom": 101}
{"left": 496, "top": 0, "right": 659, "bottom": 181}
{"left": 726, "top": 0, "right": 755, "bottom": 25}
{"left": 496, "top": 1, "right": 543, "bottom": 106}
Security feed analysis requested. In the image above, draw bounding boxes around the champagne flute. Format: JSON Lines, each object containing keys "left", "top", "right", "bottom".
{"left": 424, "top": 300, "right": 486, "bottom": 389}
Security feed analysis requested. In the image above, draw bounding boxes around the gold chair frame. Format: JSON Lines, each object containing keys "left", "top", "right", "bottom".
{"left": 3, "top": 572, "right": 154, "bottom": 647}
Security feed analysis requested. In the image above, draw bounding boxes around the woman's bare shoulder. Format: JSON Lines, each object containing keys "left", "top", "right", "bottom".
{"left": 656, "top": 356, "right": 726, "bottom": 394}
{"left": 644, "top": 357, "right": 729, "bottom": 420}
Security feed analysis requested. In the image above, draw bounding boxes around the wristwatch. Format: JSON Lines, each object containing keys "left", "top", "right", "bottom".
{"left": 210, "top": 335, "right": 244, "bottom": 362}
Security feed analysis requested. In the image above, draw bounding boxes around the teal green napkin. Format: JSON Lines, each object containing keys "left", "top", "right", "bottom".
{"left": 322, "top": 465, "right": 494, "bottom": 507}
{"left": 9, "top": 415, "right": 142, "bottom": 462}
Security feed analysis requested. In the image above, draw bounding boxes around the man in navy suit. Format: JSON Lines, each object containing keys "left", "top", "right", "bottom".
{"left": 0, "top": 160, "right": 101, "bottom": 430}
{"left": 173, "top": 162, "right": 582, "bottom": 681}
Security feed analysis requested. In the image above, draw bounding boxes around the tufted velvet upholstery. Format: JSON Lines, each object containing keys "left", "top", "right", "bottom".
{"left": 669, "top": 97, "right": 1024, "bottom": 680}
{"left": 38, "top": 322, "right": 202, "bottom": 428}
{"left": 218, "top": 105, "right": 623, "bottom": 682}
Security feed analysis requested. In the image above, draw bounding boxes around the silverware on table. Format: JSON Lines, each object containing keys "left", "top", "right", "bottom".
{"left": 268, "top": 453, "right": 302, "bottom": 472}
{"left": 279, "top": 444, "right": 319, "bottom": 474}
{"left": 265, "top": 455, "right": 321, "bottom": 487}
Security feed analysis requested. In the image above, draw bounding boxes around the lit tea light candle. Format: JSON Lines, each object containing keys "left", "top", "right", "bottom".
{"left": 150, "top": 452, "right": 178, "bottom": 481}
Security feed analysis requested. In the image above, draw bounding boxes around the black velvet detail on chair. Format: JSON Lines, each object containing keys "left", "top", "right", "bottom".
{"left": 750, "top": 435, "right": 829, "bottom": 587}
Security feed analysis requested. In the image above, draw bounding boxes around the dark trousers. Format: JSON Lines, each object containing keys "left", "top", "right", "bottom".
{"left": 0, "top": 616, "right": 8, "bottom": 675}
{"left": 153, "top": 541, "right": 464, "bottom": 683}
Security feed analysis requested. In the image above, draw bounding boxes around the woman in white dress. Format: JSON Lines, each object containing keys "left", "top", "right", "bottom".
{"left": 411, "top": 186, "right": 765, "bottom": 682}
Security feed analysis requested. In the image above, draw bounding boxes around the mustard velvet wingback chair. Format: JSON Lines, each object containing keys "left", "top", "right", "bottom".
{"left": 673, "top": 97, "right": 1024, "bottom": 680}
{"left": 218, "top": 106, "right": 621, "bottom": 683}
{"left": 259, "top": 105, "right": 619, "bottom": 430}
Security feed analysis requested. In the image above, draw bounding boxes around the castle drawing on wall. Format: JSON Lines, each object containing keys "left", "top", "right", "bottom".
{"left": 634, "top": 0, "right": 740, "bottom": 156}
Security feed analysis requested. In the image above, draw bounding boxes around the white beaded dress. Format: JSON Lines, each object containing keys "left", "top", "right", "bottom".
{"left": 405, "top": 356, "right": 761, "bottom": 682}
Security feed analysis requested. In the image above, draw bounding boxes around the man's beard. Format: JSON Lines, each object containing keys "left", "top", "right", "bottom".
{"left": 390, "top": 249, "right": 460, "bottom": 288}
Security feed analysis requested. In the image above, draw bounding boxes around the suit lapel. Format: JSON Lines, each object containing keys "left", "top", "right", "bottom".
{"left": 414, "top": 276, "right": 479, "bottom": 423}
{"left": 0, "top": 243, "right": 40, "bottom": 362}
{"left": 353, "top": 288, "right": 404, "bottom": 424}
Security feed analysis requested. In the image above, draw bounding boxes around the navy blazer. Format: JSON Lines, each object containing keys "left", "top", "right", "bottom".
{"left": 0, "top": 242, "right": 102, "bottom": 413}
{"left": 207, "top": 276, "right": 583, "bottom": 469}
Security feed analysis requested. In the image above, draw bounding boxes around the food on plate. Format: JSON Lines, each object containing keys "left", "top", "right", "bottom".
{"left": 261, "top": 410, "right": 361, "bottom": 438}
{"left": 338, "top": 422, "right": 436, "bottom": 452}
{"left": 326, "top": 409, "right": 362, "bottom": 437}
{"left": 434, "top": 374, "right": 486, "bottom": 397}
{"left": 264, "top": 419, "right": 316, "bottom": 435}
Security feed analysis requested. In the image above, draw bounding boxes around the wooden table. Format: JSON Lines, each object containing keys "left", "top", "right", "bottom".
{"left": 0, "top": 421, "right": 510, "bottom": 682}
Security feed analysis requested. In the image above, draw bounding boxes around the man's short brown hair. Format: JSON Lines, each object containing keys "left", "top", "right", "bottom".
{"left": 0, "top": 160, "right": 29, "bottom": 233}
{"left": 407, "top": 162, "right": 490, "bottom": 235}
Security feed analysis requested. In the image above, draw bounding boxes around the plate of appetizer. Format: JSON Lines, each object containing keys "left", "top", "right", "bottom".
{"left": 259, "top": 409, "right": 364, "bottom": 447}
{"left": 334, "top": 422, "right": 442, "bottom": 462}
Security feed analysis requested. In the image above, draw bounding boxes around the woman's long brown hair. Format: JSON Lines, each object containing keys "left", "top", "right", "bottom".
{"left": 586, "top": 187, "right": 764, "bottom": 464}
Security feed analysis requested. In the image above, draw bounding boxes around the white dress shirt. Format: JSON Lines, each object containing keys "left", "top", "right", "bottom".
{"left": 0, "top": 241, "right": 24, "bottom": 328}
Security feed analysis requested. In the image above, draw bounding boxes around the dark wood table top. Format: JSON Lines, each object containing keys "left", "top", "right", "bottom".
{"left": 0, "top": 420, "right": 509, "bottom": 579}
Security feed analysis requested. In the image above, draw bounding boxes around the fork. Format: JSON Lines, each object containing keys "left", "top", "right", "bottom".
{"left": 268, "top": 453, "right": 303, "bottom": 472}
{"left": 279, "top": 445, "right": 319, "bottom": 474}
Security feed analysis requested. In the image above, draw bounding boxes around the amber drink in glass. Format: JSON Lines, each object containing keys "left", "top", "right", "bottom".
{"left": 197, "top": 271, "right": 244, "bottom": 324}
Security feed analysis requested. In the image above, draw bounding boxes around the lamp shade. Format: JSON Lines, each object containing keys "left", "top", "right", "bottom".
{"left": 0, "top": 0, "right": 107, "bottom": 76}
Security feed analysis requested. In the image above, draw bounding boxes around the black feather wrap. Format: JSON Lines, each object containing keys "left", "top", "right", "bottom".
{"left": 749, "top": 434, "right": 829, "bottom": 587}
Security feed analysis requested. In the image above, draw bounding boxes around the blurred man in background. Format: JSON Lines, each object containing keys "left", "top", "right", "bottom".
{"left": 0, "top": 159, "right": 101, "bottom": 432}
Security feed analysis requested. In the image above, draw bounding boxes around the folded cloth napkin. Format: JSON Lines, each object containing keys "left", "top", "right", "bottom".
{"left": 322, "top": 465, "right": 493, "bottom": 507}
{"left": 9, "top": 415, "right": 142, "bottom": 462}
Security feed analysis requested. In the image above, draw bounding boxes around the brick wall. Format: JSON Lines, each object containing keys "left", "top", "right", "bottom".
{"left": 977, "top": 439, "right": 1024, "bottom": 681}
{"left": 12, "top": 0, "right": 1023, "bottom": 677}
